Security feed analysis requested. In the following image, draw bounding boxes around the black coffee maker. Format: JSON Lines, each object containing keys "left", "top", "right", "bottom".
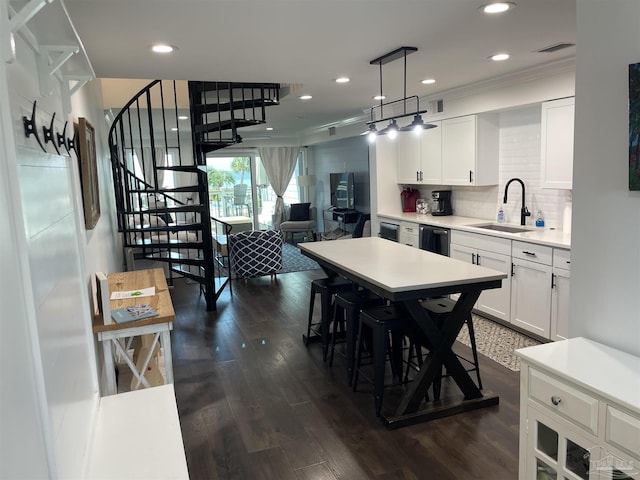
{"left": 431, "top": 190, "right": 453, "bottom": 216}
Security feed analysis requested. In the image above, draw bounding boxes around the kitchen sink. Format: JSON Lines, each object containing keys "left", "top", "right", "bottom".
{"left": 471, "top": 223, "right": 533, "bottom": 233}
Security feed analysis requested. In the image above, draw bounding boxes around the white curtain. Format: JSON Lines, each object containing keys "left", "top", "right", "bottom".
{"left": 258, "top": 146, "right": 300, "bottom": 226}
{"left": 135, "top": 147, "right": 167, "bottom": 188}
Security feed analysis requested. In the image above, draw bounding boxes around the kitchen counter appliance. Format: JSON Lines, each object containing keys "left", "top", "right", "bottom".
{"left": 431, "top": 190, "right": 453, "bottom": 216}
{"left": 419, "top": 224, "right": 450, "bottom": 256}
{"left": 379, "top": 222, "right": 399, "bottom": 242}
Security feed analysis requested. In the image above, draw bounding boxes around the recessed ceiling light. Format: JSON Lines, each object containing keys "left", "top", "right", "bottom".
{"left": 491, "top": 53, "right": 510, "bottom": 61}
{"left": 151, "top": 44, "right": 177, "bottom": 54}
{"left": 421, "top": 78, "right": 436, "bottom": 85}
{"left": 266, "top": 127, "right": 273, "bottom": 131}
{"left": 335, "top": 77, "right": 350, "bottom": 83}
{"left": 299, "top": 95, "right": 312, "bottom": 100}
{"left": 373, "top": 95, "right": 386, "bottom": 101}
{"left": 481, "top": 2, "right": 515, "bottom": 14}
{"left": 178, "top": 115, "right": 188, "bottom": 120}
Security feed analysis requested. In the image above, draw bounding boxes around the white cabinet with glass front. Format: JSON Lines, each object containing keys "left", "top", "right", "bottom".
{"left": 516, "top": 338, "right": 640, "bottom": 480}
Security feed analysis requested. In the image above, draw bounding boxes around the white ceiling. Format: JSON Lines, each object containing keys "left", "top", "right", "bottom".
{"left": 63, "top": 0, "right": 576, "bottom": 141}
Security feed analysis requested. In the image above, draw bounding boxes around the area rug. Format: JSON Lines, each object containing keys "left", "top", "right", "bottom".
{"left": 279, "top": 242, "right": 321, "bottom": 273}
{"left": 456, "top": 314, "right": 541, "bottom": 372}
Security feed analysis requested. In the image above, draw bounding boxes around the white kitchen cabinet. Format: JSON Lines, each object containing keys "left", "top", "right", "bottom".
{"left": 551, "top": 248, "right": 571, "bottom": 341}
{"left": 540, "top": 97, "right": 574, "bottom": 189}
{"left": 441, "top": 114, "right": 499, "bottom": 186}
{"left": 399, "top": 221, "right": 419, "bottom": 248}
{"left": 396, "top": 121, "right": 442, "bottom": 184}
{"left": 450, "top": 230, "right": 511, "bottom": 322}
{"left": 511, "top": 241, "right": 553, "bottom": 338}
{"left": 420, "top": 121, "right": 443, "bottom": 184}
{"left": 517, "top": 338, "right": 640, "bottom": 480}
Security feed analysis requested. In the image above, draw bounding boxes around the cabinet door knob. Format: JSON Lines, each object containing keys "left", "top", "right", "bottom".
{"left": 551, "top": 396, "right": 562, "bottom": 406}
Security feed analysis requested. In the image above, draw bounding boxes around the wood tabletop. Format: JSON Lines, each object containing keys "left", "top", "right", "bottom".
{"left": 93, "top": 268, "right": 175, "bottom": 333}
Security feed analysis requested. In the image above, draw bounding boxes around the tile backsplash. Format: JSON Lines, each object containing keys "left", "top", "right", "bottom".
{"left": 414, "top": 105, "right": 572, "bottom": 231}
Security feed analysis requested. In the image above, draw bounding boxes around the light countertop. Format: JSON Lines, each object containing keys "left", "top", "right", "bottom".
{"left": 377, "top": 211, "right": 571, "bottom": 249}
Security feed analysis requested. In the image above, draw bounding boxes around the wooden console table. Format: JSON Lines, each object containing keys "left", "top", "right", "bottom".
{"left": 93, "top": 268, "right": 175, "bottom": 396}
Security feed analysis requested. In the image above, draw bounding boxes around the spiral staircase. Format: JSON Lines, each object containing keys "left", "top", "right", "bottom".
{"left": 108, "top": 80, "right": 280, "bottom": 310}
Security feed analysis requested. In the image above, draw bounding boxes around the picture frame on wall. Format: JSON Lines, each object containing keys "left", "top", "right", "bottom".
{"left": 77, "top": 117, "right": 100, "bottom": 229}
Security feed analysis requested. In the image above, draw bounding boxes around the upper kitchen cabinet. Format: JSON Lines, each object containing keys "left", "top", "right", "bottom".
{"left": 396, "top": 121, "right": 442, "bottom": 184}
{"left": 441, "top": 114, "right": 499, "bottom": 186}
{"left": 540, "top": 97, "right": 575, "bottom": 189}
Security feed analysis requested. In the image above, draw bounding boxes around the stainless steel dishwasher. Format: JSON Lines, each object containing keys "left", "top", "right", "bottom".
{"left": 419, "top": 224, "right": 450, "bottom": 256}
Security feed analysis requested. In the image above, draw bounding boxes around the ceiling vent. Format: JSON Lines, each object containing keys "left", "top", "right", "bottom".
{"left": 536, "top": 43, "right": 575, "bottom": 54}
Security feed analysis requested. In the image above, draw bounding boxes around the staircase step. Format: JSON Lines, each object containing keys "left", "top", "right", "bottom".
{"left": 190, "top": 81, "right": 280, "bottom": 94}
{"left": 132, "top": 238, "right": 205, "bottom": 249}
{"left": 124, "top": 223, "right": 204, "bottom": 233}
{"left": 193, "top": 118, "right": 264, "bottom": 135}
{"left": 169, "top": 265, "right": 206, "bottom": 284}
{"left": 129, "top": 186, "right": 202, "bottom": 194}
{"left": 195, "top": 141, "right": 239, "bottom": 154}
{"left": 193, "top": 98, "right": 278, "bottom": 115}
{"left": 145, "top": 252, "right": 204, "bottom": 265}
{"left": 125, "top": 205, "right": 207, "bottom": 214}
{"left": 156, "top": 165, "right": 203, "bottom": 172}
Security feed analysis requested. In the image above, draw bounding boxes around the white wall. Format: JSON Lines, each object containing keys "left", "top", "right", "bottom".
{"left": 570, "top": 0, "right": 640, "bottom": 356}
{"left": 1, "top": 27, "right": 122, "bottom": 480}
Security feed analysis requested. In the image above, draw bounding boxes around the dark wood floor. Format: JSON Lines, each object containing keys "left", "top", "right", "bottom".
{"left": 170, "top": 270, "right": 521, "bottom": 480}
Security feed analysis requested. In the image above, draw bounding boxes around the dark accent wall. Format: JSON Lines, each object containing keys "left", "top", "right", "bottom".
{"left": 309, "top": 136, "right": 370, "bottom": 215}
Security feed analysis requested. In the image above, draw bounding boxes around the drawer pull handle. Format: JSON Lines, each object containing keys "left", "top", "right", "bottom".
{"left": 522, "top": 251, "right": 537, "bottom": 257}
{"left": 551, "top": 396, "right": 562, "bottom": 406}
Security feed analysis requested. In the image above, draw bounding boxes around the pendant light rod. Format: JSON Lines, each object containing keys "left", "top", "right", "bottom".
{"left": 369, "top": 46, "right": 418, "bottom": 66}
{"left": 366, "top": 46, "right": 437, "bottom": 136}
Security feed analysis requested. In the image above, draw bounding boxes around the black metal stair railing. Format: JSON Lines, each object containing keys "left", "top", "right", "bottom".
{"left": 107, "top": 79, "right": 281, "bottom": 311}
{"left": 107, "top": 79, "right": 221, "bottom": 310}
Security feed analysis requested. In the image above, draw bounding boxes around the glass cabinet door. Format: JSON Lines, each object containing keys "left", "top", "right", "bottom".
{"left": 528, "top": 409, "right": 596, "bottom": 480}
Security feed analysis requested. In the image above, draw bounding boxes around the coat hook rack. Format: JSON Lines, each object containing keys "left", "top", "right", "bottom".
{"left": 23, "top": 100, "right": 46, "bottom": 152}
{"left": 57, "top": 121, "right": 69, "bottom": 154}
{"left": 67, "top": 127, "right": 77, "bottom": 154}
{"left": 42, "top": 111, "right": 60, "bottom": 154}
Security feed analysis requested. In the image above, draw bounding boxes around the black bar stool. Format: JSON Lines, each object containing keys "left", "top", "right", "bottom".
{"left": 352, "top": 304, "right": 409, "bottom": 417}
{"left": 328, "top": 290, "right": 385, "bottom": 385}
{"left": 304, "top": 277, "right": 353, "bottom": 361}
{"left": 418, "top": 297, "right": 483, "bottom": 399}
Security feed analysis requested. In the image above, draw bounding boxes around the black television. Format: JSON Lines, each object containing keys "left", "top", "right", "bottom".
{"left": 330, "top": 172, "right": 355, "bottom": 211}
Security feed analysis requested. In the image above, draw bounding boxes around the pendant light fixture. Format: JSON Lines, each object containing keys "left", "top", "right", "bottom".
{"left": 366, "top": 46, "right": 437, "bottom": 140}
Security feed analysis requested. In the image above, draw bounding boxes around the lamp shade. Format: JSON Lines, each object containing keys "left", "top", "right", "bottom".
{"left": 297, "top": 174, "right": 316, "bottom": 187}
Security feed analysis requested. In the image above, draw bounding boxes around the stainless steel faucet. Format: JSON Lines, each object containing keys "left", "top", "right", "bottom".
{"left": 503, "top": 178, "right": 531, "bottom": 226}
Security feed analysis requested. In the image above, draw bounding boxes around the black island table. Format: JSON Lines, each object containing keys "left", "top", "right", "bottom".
{"left": 299, "top": 236, "right": 507, "bottom": 428}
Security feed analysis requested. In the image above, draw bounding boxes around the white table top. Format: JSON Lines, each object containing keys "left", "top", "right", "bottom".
{"left": 299, "top": 237, "right": 506, "bottom": 295}
{"left": 516, "top": 337, "right": 640, "bottom": 415}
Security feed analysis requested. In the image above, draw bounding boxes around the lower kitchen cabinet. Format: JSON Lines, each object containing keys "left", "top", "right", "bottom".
{"left": 551, "top": 248, "right": 571, "bottom": 341}
{"left": 399, "top": 221, "right": 419, "bottom": 248}
{"left": 517, "top": 338, "right": 640, "bottom": 480}
{"left": 511, "top": 241, "right": 553, "bottom": 338}
{"left": 450, "top": 230, "right": 512, "bottom": 322}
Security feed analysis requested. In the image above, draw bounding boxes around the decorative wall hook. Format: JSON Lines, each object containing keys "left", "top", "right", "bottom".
{"left": 57, "top": 121, "right": 69, "bottom": 154}
{"left": 42, "top": 111, "right": 60, "bottom": 154}
{"left": 23, "top": 100, "right": 46, "bottom": 152}
{"left": 67, "top": 127, "right": 77, "bottom": 154}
